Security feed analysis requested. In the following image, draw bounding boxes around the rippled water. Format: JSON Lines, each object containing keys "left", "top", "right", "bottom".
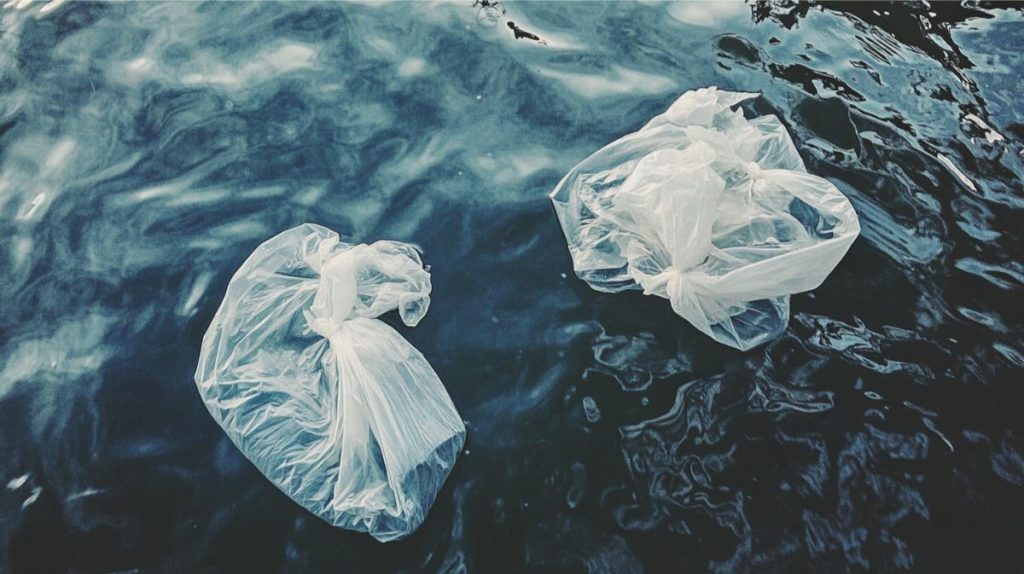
{"left": 1, "top": 1, "right": 1022, "bottom": 572}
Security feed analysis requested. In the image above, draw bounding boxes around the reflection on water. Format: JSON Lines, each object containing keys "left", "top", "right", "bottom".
{"left": 1, "top": 1, "right": 1022, "bottom": 572}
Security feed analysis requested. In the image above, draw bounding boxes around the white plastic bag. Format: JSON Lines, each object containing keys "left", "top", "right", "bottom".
{"left": 195, "top": 223, "right": 465, "bottom": 542}
{"left": 550, "top": 88, "right": 861, "bottom": 350}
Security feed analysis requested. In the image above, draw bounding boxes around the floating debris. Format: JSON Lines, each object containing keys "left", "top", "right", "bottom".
{"left": 507, "top": 20, "right": 546, "bottom": 45}
{"left": 473, "top": 0, "right": 505, "bottom": 28}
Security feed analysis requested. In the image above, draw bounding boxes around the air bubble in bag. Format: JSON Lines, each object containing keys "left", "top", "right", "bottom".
{"left": 550, "top": 88, "right": 861, "bottom": 350}
{"left": 195, "top": 223, "right": 465, "bottom": 542}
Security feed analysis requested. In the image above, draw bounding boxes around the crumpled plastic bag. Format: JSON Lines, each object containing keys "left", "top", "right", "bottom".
{"left": 195, "top": 223, "right": 465, "bottom": 542}
{"left": 550, "top": 88, "right": 861, "bottom": 350}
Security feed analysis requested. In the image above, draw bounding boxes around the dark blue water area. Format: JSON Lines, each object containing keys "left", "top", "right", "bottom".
{"left": 1, "top": 1, "right": 1022, "bottom": 572}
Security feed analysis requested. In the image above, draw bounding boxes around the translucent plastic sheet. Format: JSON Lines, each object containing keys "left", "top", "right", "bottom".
{"left": 195, "top": 224, "right": 465, "bottom": 542}
{"left": 551, "top": 88, "right": 861, "bottom": 350}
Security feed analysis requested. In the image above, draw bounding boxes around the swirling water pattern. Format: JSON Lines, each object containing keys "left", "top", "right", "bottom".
{"left": 0, "top": 2, "right": 1021, "bottom": 572}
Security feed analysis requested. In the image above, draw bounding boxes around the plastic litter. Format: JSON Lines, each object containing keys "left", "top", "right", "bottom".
{"left": 195, "top": 223, "right": 465, "bottom": 542}
{"left": 550, "top": 88, "right": 861, "bottom": 350}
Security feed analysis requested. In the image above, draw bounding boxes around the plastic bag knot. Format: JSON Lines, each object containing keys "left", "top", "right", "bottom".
{"left": 643, "top": 265, "right": 694, "bottom": 298}
{"left": 744, "top": 161, "right": 763, "bottom": 181}
{"left": 305, "top": 311, "right": 348, "bottom": 340}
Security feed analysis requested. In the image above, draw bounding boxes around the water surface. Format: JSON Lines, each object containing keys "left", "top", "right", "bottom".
{"left": 1, "top": 1, "right": 1022, "bottom": 572}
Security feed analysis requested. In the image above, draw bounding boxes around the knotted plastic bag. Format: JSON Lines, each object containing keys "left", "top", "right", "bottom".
{"left": 195, "top": 223, "right": 465, "bottom": 542}
{"left": 550, "top": 88, "right": 860, "bottom": 350}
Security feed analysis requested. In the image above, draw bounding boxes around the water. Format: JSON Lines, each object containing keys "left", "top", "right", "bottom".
{"left": 0, "top": 1, "right": 1022, "bottom": 572}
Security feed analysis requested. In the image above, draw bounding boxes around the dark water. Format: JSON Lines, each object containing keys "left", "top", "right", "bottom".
{"left": 1, "top": 1, "right": 1023, "bottom": 572}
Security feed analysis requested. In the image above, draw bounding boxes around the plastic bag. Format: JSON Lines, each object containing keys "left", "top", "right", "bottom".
{"left": 195, "top": 223, "right": 465, "bottom": 542}
{"left": 550, "top": 88, "right": 860, "bottom": 350}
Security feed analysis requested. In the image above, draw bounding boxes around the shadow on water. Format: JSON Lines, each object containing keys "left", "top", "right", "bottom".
{"left": 0, "top": 1, "right": 1022, "bottom": 572}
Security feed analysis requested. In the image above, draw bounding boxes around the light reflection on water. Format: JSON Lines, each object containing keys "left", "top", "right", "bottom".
{"left": 0, "top": 1, "right": 1022, "bottom": 572}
